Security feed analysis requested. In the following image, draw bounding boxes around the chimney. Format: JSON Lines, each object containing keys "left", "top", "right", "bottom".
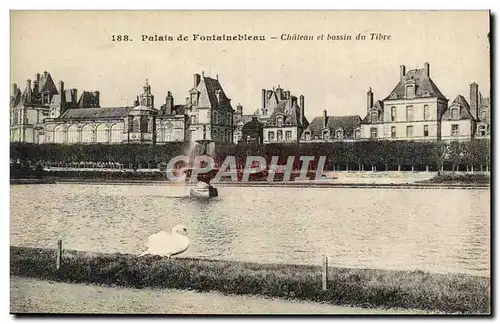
{"left": 194, "top": 73, "right": 201, "bottom": 88}
{"left": 424, "top": 62, "right": 430, "bottom": 77}
{"left": 26, "top": 79, "right": 32, "bottom": 102}
{"left": 470, "top": 82, "right": 479, "bottom": 119}
{"left": 323, "top": 109, "right": 327, "bottom": 128}
{"left": 33, "top": 80, "right": 39, "bottom": 94}
{"left": 43, "top": 71, "right": 48, "bottom": 79}
{"left": 186, "top": 96, "right": 190, "bottom": 105}
{"left": 36, "top": 73, "right": 41, "bottom": 81}
{"left": 58, "top": 80, "right": 64, "bottom": 97}
{"left": 93, "top": 91, "right": 100, "bottom": 107}
{"left": 367, "top": 87, "right": 374, "bottom": 113}
{"left": 400, "top": 65, "right": 406, "bottom": 81}
{"left": 261, "top": 89, "right": 266, "bottom": 109}
{"left": 12, "top": 83, "right": 17, "bottom": 95}
{"left": 237, "top": 104, "right": 243, "bottom": 115}
{"left": 216, "top": 74, "right": 219, "bottom": 80}
{"left": 165, "top": 91, "right": 174, "bottom": 114}
{"left": 299, "top": 95, "right": 305, "bottom": 124}
{"left": 276, "top": 86, "right": 283, "bottom": 100}
{"left": 71, "top": 88, "right": 78, "bottom": 105}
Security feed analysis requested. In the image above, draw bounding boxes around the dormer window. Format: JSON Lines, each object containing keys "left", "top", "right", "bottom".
{"left": 190, "top": 93, "right": 197, "bottom": 105}
{"left": 405, "top": 84, "right": 415, "bottom": 99}
{"left": 335, "top": 129, "right": 343, "bottom": 139}
{"left": 451, "top": 107, "right": 460, "bottom": 120}
{"left": 323, "top": 130, "right": 330, "bottom": 140}
{"left": 277, "top": 116, "right": 283, "bottom": 127}
{"left": 371, "top": 111, "right": 378, "bottom": 123}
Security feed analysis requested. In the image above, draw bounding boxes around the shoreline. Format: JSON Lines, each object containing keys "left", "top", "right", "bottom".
{"left": 10, "top": 246, "right": 490, "bottom": 314}
{"left": 10, "top": 177, "right": 490, "bottom": 189}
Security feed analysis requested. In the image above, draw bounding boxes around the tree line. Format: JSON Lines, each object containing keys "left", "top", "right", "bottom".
{"left": 10, "top": 139, "right": 491, "bottom": 171}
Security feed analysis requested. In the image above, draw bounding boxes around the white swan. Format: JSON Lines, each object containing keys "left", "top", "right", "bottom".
{"left": 139, "top": 225, "right": 190, "bottom": 259}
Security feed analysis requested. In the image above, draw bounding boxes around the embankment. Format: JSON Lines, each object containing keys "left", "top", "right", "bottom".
{"left": 10, "top": 246, "right": 490, "bottom": 314}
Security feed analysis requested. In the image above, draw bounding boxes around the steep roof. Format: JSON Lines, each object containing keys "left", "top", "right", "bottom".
{"left": 307, "top": 115, "right": 361, "bottom": 137}
{"left": 159, "top": 104, "right": 187, "bottom": 115}
{"left": 362, "top": 100, "right": 384, "bottom": 123}
{"left": 77, "top": 91, "right": 99, "bottom": 108}
{"left": 58, "top": 107, "right": 134, "bottom": 119}
{"left": 264, "top": 100, "right": 309, "bottom": 128}
{"left": 234, "top": 113, "right": 255, "bottom": 125}
{"left": 195, "top": 76, "right": 233, "bottom": 111}
{"left": 442, "top": 95, "right": 475, "bottom": 120}
{"left": 10, "top": 88, "right": 22, "bottom": 107}
{"left": 384, "top": 69, "right": 447, "bottom": 101}
{"left": 242, "top": 116, "right": 264, "bottom": 132}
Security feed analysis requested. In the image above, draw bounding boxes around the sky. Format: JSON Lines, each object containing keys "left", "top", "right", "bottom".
{"left": 10, "top": 10, "right": 490, "bottom": 120}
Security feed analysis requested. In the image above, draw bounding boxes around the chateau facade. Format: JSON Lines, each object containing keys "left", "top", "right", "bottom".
{"left": 10, "top": 71, "right": 235, "bottom": 145}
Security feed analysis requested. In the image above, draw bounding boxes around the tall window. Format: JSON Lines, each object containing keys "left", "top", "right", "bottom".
{"left": 277, "top": 130, "right": 283, "bottom": 142}
{"left": 451, "top": 124, "right": 459, "bottom": 136}
{"left": 406, "top": 106, "right": 414, "bottom": 121}
{"left": 191, "top": 115, "right": 197, "bottom": 124}
{"left": 268, "top": 131, "right": 275, "bottom": 142}
{"left": 370, "top": 127, "right": 377, "bottom": 139}
{"left": 371, "top": 112, "right": 378, "bottom": 123}
{"left": 406, "top": 85, "right": 415, "bottom": 99}
{"left": 140, "top": 116, "right": 149, "bottom": 133}
{"left": 354, "top": 129, "right": 361, "bottom": 139}
{"left": 128, "top": 116, "right": 134, "bottom": 132}
{"left": 391, "top": 106, "right": 396, "bottom": 121}
{"left": 451, "top": 108, "right": 460, "bottom": 120}
{"left": 424, "top": 125, "right": 429, "bottom": 137}
{"left": 406, "top": 125, "right": 413, "bottom": 138}
{"left": 391, "top": 126, "right": 396, "bottom": 138}
{"left": 285, "top": 131, "right": 292, "bottom": 141}
{"left": 424, "top": 105, "right": 430, "bottom": 121}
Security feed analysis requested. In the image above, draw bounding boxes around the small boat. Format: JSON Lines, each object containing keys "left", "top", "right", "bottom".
{"left": 190, "top": 181, "right": 218, "bottom": 198}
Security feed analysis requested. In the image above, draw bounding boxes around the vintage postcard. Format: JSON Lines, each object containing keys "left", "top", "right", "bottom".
{"left": 9, "top": 10, "right": 491, "bottom": 315}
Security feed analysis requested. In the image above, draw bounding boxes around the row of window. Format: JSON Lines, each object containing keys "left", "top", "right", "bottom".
{"left": 372, "top": 105, "right": 432, "bottom": 123}
{"left": 370, "top": 124, "right": 463, "bottom": 138}
{"left": 268, "top": 130, "right": 293, "bottom": 142}
{"left": 189, "top": 111, "right": 232, "bottom": 125}
{"left": 303, "top": 129, "right": 361, "bottom": 141}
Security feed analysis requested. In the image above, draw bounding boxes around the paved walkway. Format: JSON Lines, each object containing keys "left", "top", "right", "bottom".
{"left": 10, "top": 277, "right": 432, "bottom": 315}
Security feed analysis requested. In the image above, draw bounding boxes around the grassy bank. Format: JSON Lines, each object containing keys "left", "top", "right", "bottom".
{"left": 10, "top": 246, "right": 490, "bottom": 314}
{"left": 420, "top": 173, "right": 490, "bottom": 185}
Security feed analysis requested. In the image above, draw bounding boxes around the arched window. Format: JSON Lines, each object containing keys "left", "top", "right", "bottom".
{"left": 110, "top": 123, "right": 124, "bottom": 143}
{"left": 67, "top": 124, "right": 79, "bottom": 143}
{"left": 335, "top": 129, "right": 343, "bottom": 139}
{"left": 96, "top": 124, "right": 109, "bottom": 143}
{"left": 161, "top": 123, "right": 173, "bottom": 142}
{"left": 54, "top": 124, "right": 66, "bottom": 143}
{"left": 81, "top": 124, "right": 94, "bottom": 143}
{"left": 323, "top": 130, "right": 329, "bottom": 140}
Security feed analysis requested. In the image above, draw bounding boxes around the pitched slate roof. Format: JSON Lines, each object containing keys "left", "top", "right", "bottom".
{"left": 384, "top": 69, "right": 447, "bottom": 101}
{"left": 58, "top": 107, "right": 134, "bottom": 120}
{"left": 234, "top": 113, "right": 255, "bottom": 125}
{"left": 242, "top": 116, "right": 264, "bottom": 132}
{"left": 159, "top": 104, "right": 187, "bottom": 115}
{"left": 362, "top": 100, "right": 384, "bottom": 123}
{"left": 306, "top": 115, "right": 362, "bottom": 137}
{"left": 37, "top": 73, "right": 58, "bottom": 95}
{"left": 264, "top": 100, "right": 309, "bottom": 128}
{"left": 441, "top": 95, "right": 475, "bottom": 120}
{"left": 10, "top": 89, "right": 22, "bottom": 107}
{"left": 195, "top": 76, "right": 234, "bottom": 111}
{"left": 77, "top": 91, "right": 100, "bottom": 108}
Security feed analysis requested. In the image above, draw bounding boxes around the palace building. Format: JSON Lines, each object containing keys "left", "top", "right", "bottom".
{"left": 11, "top": 71, "right": 235, "bottom": 145}
{"left": 360, "top": 62, "right": 489, "bottom": 142}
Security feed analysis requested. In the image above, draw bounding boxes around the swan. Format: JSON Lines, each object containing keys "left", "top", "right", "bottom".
{"left": 139, "top": 225, "right": 190, "bottom": 259}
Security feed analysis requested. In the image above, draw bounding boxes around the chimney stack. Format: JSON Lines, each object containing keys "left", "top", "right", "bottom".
{"left": 12, "top": 83, "right": 17, "bottom": 95}
{"left": 43, "top": 71, "right": 48, "bottom": 79}
{"left": 71, "top": 88, "right": 78, "bottom": 105}
{"left": 237, "top": 104, "right": 243, "bottom": 116}
{"left": 194, "top": 73, "right": 201, "bottom": 88}
{"left": 36, "top": 73, "right": 40, "bottom": 81}
{"left": 470, "top": 82, "right": 479, "bottom": 119}
{"left": 33, "top": 80, "right": 39, "bottom": 94}
{"left": 424, "top": 62, "right": 430, "bottom": 77}
{"left": 299, "top": 95, "right": 305, "bottom": 124}
{"left": 165, "top": 91, "right": 174, "bottom": 114}
{"left": 323, "top": 109, "right": 328, "bottom": 128}
{"left": 93, "top": 91, "right": 100, "bottom": 107}
{"left": 367, "top": 87, "right": 374, "bottom": 113}
{"left": 400, "top": 65, "right": 406, "bottom": 81}
{"left": 26, "top": 79, "right": 32, "bottom": 102}
{"left": 261, "top": 89, "right": 266, "bottom": 109}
